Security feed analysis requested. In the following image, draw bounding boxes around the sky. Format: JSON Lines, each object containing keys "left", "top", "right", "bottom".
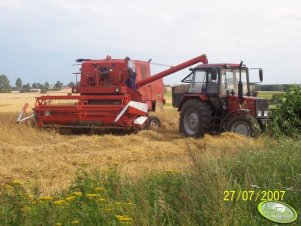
{"left": 0, "top": 0, "right": 300, "bottom": 86}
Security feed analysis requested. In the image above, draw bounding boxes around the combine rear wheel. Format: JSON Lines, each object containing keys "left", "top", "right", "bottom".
{"left": 146, "top": 116, "right": 161, "bottom": 130}
{"left": 179, "top": 99, "right": 212, "bottom": 138}
{"left": 225, "top": 114, "right": 260, "bottom": 137}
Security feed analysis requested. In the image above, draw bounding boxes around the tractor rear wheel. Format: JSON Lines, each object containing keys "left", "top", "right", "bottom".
{"left": 179, "top": 99, "right": 212, "bottom": 138}
{"left": 225, "top": 114, "right": 260, "bottom": 137}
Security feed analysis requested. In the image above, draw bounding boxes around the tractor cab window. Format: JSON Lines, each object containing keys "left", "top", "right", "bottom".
{"left": 189, "top": 70, "right": 206, "bottom": 93}
{"left": 206, "top": 71, "right": 218, "bottom": 94}
{"left": 221, "top": 69, "right": 248, "bottom": 95}
{"left": 187, "top": 69, "right": 219, "bottom": 94}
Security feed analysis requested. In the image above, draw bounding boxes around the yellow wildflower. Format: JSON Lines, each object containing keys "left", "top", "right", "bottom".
{"left": 40, "top": 196, "right": 53, "bottom": 201}
{"left": 5, "top": 185, "right": 13, "bottom": 190}
{"left": 11, "top": 179, "right": 22, "bottom": 185}
{"left": 71, "top": 191, "right": 82, "bottom": 196}
{"left": 71, "top": 220, "right": 80, "bottom": 224}
{"left": 104, "top": 208, "right": 113, "bottom": 212}
{"left": 53, "top": 199, "right": 67, "bottom": 206}
{"left": 86, "top": 193, "right": 98, "bottom": 198}
{"left": 55, "top": 223, "right": 62, "bottom": 226}
{"left": 97, "top": 198, "right": 106, "bottom": 202}
{"left": 94, "top": 187, "right": 105, "bottom": 192}
{"left": 115, "top": 215, "right": 132, "bottom": 222}
{"left": 25, "top": 194, "right": 33, "bottom": 200}
{"left": 66, "top": 195, "right": 77, "bottom": 201}
{"left": 21, "top": 206, "right": 31, "bottom": 212}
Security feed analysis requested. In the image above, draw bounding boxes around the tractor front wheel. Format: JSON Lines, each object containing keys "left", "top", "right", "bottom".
{"left": 179, "top": 99, "right": 212, "bottom": 138}
{"left": 225, "top": 114, "right": 260, "bottom": 137}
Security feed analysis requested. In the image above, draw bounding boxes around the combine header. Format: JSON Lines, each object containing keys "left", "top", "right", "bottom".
{"left": 18, "top": 54, "right": 208, "bottom": 132}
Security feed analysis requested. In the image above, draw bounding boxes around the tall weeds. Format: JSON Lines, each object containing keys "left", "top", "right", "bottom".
{"left": 0, "top": 138, "right": 300, "bottom": 226}
{"left": 268, "top": 85, "right": 301, "bottom": 138}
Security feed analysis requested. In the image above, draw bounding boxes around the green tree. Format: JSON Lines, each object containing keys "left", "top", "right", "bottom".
{"left": 0, "top": 74, "right": 12, "bottom": 93}
{"left": 44, "top": 82, "right": 50, "bottom": 89}
{"left": 20, "top": 83, "right": 31, "bottom": 93}
{"left": 54, "top": 81, "right": 63, "bottom": 90}
{"left": 32, "top": 83, "right": 40, "bottom": 89}
{"left": 15, "top": 78, "right": 22, "bottom": 90}
{"left": 68, "top": 81, "right": 76, "bottom": 87}
{"left": 22, "top": 83, "right": 31, "bottom": 89}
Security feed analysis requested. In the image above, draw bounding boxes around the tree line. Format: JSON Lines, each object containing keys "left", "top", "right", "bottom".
{"left": 0, "top": 73, "right": 299, "bottom": 94}
{"left": 257, "top": 84, "right": 299, "bottom": 92}
{"left": 0, "top": 74, "right": 76, "bottom": 93}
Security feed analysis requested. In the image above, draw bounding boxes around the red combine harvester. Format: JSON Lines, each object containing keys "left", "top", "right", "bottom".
{"left": 17, "top": 55, "right": 208, "bottom": 132}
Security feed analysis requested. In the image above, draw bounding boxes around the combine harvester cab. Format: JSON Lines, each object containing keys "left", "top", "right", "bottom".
{"left": 23, "top": 54, "right": 208, "bottom": 132}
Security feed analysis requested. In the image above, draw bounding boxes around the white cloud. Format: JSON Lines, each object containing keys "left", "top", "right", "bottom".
{"left": 0, "top": 0, "right": 300, "bottom": 84}
{"left": 0, "top": 0, "right": 22, "bottom": 9}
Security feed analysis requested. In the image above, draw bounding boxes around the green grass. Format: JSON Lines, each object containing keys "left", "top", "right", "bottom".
{"left": 0, "top": 138, "right": 300, "bottom": 226}
{"left": 258, "top": 91, "right": 282, "bottom": 100}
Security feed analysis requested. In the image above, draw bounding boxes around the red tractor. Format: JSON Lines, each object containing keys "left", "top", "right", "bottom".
{"left": 172, "top": 62, "right": 268, "bottom": 137}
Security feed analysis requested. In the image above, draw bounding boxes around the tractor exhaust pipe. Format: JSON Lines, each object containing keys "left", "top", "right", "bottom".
{"left": 238, "top": 61, "right": 244, "bottom": 103}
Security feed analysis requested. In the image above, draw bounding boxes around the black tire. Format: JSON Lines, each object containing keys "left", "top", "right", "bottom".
{"left": 146, "top": 116, "right": 161, "bottom": 130}
{"left": 225, "top": 114, "right": 260, "bottom": 137}
{"left": 179, "top": 99, "right": 212, "bottom": 138}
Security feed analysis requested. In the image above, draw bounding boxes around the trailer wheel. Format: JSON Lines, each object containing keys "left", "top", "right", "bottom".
{"left": 179, "top": 99, "right": 212, "bottom": 138}
{"left": 147, "top": 116, "right": 161, "bottom": 130}
{"left": 225, "top": 114, "right": 260, "bottom": 137}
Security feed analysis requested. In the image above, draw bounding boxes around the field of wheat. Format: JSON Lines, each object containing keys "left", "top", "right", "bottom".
{"left": 1, "top": 91, "right": 300, "bottom": 226}
{"left": 0, "top": 90, "right": 263, "bottom": 194}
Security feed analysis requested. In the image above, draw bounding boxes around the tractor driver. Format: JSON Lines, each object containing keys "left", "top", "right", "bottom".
{"left": 125, "top": 56, "right": 137, "bottom": 90}
{"left": 207, "top": 71, "right": 218, "bottom": 93}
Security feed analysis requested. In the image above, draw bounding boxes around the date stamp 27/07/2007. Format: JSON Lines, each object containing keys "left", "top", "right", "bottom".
{"left": 223, "top": 190, "right": 286, "bottom": 202}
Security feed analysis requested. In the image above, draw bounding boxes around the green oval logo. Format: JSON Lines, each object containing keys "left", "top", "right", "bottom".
{"left": 258, "top": 201, "right": 298, "bottom": 224}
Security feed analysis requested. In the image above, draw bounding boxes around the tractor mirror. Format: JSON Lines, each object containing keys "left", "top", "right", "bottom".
{"left": 259, "top": 69, "right": 263, "bottom": 82}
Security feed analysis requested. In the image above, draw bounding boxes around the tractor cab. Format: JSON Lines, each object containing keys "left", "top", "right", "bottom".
{"left": 180, "top": 64, "right": 260, "bottom": 96}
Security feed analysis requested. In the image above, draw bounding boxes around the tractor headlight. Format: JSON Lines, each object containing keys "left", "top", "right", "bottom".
{"left": 257, "top": 111, "right": 262, "bottom": 117}
{"left": 263, "top": 110, "right": 268, "bottom": 117}
{"left": 115, "top": 87, "right": 120, "bottom": 93}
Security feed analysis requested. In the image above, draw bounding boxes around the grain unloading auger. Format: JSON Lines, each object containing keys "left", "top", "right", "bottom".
{"left": 17, "top": 54, "right": 208, "bottom": 132}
